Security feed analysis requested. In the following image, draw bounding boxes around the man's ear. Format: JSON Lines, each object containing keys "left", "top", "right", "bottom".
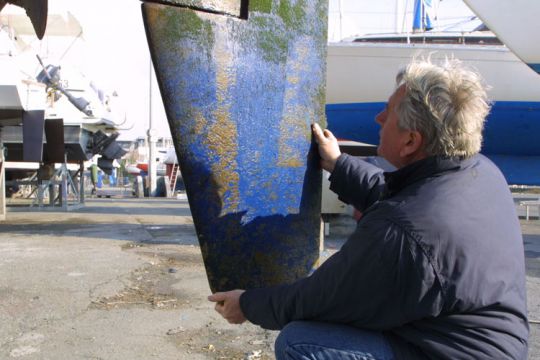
{"left": 399, "top": 130, "right": 423, "bottom": 158}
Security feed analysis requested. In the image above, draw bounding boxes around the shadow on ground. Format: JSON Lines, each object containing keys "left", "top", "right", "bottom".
{"left": 1, "top": 223, "right": 199, "bottom": 245}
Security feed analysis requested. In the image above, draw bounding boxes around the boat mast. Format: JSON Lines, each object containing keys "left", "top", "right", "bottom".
{"left": 338, "top": 0, "right": 343, "bottom": 40}
{"left": 402, "top": 0, "right": 411, "bottom": 43}
{"left": 147, "top": 59, "right": 157, "bottom": 197}
{"left": 395, "top": 0, "right": 404, "bottom": 33}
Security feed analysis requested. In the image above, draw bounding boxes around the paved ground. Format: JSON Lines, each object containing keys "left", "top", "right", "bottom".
{"left": 0, "top": 195, "right": 539, "bottom": 359}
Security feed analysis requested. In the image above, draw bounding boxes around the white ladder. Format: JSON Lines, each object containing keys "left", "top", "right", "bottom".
{"left": 169, "top": 164, "right": 180, "bottom": 194}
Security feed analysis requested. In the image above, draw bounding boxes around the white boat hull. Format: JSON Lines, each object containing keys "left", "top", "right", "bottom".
{"left": 464, "top": 0, "right": 540, "bottom": 74}
{"left": 327, "top": 42, "right": 540, "bottom": 105}
{"left": 0, "top": 58, "right": 45, "bottom": 120}
{"left": 326, "top": 41, "right": 540, "bottom": 184}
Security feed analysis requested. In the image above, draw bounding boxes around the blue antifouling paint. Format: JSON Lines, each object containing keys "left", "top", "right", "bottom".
{"left": 528, "top": 63, "right": 540, "bottom": 74}
{"left": 325, "top": 100, "right": 540, "bottom": 185}
{"left": 325, "top": 101, "right": 540, "bottom": 156}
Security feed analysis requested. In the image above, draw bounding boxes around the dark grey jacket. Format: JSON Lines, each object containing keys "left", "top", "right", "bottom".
{"left": 240, "top": 153, "right": 529, "bottom": 359}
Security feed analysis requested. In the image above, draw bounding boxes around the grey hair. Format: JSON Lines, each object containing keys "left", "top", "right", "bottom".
{"left": 395, "top": 59, "right": 490, "bottom": 157}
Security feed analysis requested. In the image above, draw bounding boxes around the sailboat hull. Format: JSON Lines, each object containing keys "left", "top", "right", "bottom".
{"left": 142, "top": 1, "right": 328, "bottom": 292}
{"left": 326, "top": 42, "right": 540, "bottom": 185}
{"left": 464, "top": 0, "right": 540, "bottom": 75}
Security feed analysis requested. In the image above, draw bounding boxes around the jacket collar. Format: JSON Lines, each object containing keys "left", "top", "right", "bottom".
{"left": 382, "top": 155, "right": 473, "bottom": 198}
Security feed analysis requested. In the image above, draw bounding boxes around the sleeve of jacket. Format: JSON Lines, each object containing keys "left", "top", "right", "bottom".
{"left": 329, "top": 154, "right": 386, "bottom": 212}
{"left": 239, "top": 214, "right": 445, "bottom": 331}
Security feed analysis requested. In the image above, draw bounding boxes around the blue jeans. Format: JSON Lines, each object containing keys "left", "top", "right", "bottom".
{"left": 275, "top": 321, "right": 396, "bottom": 360}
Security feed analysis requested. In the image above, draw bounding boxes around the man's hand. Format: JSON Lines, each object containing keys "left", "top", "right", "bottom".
{"left": 312, "top": 123, "right": 341, "bottom": 173}
{"left": 208, "top": 290, "right": 246, "bottom": 324}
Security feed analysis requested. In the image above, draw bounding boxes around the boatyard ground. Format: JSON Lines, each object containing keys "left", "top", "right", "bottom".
{"left": 1, "top": 195, "right": 539, "bottom": 359}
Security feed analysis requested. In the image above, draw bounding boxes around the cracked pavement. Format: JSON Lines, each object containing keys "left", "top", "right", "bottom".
{"left": 1, "top": 196, "right": 539, "bottom": 359}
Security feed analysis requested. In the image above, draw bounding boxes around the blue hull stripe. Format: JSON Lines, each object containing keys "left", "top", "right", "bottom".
{"left": 326, "top": 101, "right": 540, "bottom": 185}
{"left": 326, "top": 101, "right": 540, "bottom": 156}
{"left": 529, "top": 63, "right": 540, "bottom": 74}
{"left": 485, "top": 155, "right": 540, "bottom": 186}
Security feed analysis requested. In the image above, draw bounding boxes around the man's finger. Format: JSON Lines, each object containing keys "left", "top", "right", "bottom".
{"left": 208, "top": 292, "right": 226, "bottom": 302}
{"left": 312, "top": 123, "right": 325, "bottom": 143}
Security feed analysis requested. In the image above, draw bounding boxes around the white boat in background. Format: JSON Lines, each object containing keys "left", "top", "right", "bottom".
{"left": 464, "top": 0, "right": 540, "bottom": 75}
{"left": 326, "top": 1, "right": 540, "bottom": 185}
{"left": 326, "top": 32, "right": 540, "bottom": 149}
{"left": 0, "top": 5, "right": 127, "bottom": 174}
{"left": 0, "top": 24, "right": 45, "bottom": 126}
{"left": 124, "top": 136, "right": 175, "bottom": 176}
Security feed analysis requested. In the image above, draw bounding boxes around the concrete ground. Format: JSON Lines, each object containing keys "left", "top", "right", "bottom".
{"left": 0, "top": 195, "right": 539, "bottom": 359}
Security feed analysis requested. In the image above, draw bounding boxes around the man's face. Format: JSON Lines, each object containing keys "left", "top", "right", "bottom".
{"left": 375, "top": 85, "right": 411, "bottom": 168}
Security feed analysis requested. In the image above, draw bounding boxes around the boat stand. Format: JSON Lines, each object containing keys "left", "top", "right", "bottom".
{"left": 6, "top": 157, "right": 86, "bottom": 212}
{"left": 0, "top": 142, "right": 6, "bottom": 221}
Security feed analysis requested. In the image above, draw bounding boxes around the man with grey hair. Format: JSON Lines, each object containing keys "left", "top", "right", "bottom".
{"left": 209, "top": 59, "right": 529, "bottom": 359}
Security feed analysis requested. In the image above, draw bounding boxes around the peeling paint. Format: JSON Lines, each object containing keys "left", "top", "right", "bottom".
{"left": 206, "top": 23, "right": 240, "bottom": 215}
